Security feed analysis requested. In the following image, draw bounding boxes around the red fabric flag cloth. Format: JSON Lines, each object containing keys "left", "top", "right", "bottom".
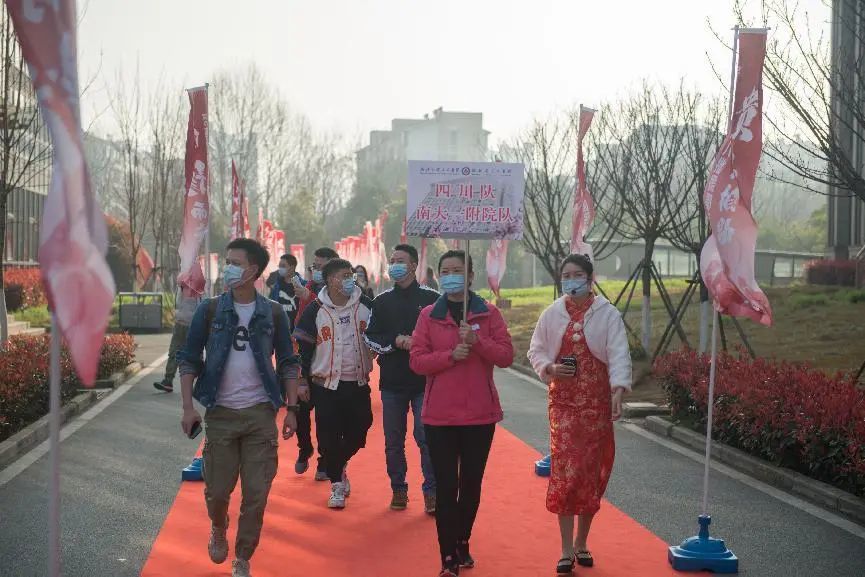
{"left": 700, "top": 29, "right": 772, "bottom": 326}
{"left": 242, "top": 194, "right": 250, "bottom": 239}
{"left": 400, "top": 217, "right": 408, "bottom": 244}
{"left": 486, "top": 239, "right": 509, "bottom": 297}
{"left": 230, "top": 160, "right": 242, "bottom": 239}
{"left": 289, "top": 243, "right": 306, "bottom": 274}
{"left": 137, "top": 247, "right": 155, "bottom": 289}
{"left": 7, "top": 0, "right": 115, "bottom": 385}
{"left": 177, "top": 86, "right": 209, "bottom": 298}
{"left": 570, "top": 106, "right": 596, "bottom": 259}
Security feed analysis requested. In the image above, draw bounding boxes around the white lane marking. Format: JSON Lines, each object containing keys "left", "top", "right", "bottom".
{"left": 621, "top": 423, "right": 865, "bottom": 541}
{"left": 0, "top": 353, "right": 168, "bottom": 488}
{"left": 500, "top": 366, "right": 865, "bottom": 541}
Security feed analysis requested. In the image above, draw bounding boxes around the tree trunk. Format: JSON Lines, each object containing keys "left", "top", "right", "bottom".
{"left": 0, "top": 190, "right": 8, "bottom": 343}
{"left": 641, "top": 237, "right": 656, "bottom": 353}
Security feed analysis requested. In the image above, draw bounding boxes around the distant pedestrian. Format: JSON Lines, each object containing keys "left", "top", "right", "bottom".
{"left": 354, "top": 264, "right": 376, "bottom": 300}
{"left": 154, "top": 288, "right": 200, "bottom": 393}
{"left": 424, "top": 267, "right": 438, "bottom": 291}
{"left": 527, "top": 253, "right": 631, "bottom": 574}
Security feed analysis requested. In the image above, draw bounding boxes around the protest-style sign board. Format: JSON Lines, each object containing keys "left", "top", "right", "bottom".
{"left": 406, "top": 161, "right": 525, "bottom": 241}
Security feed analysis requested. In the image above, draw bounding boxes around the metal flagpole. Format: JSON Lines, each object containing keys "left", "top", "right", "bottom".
{"left": 701, "top": 23, "right": 739, "bottom": 519}
{"left": 463, "top": 239, "right": 470, "bottom": 323}
{"left": 48, "top": 314, "right": 62, "bottom": 577}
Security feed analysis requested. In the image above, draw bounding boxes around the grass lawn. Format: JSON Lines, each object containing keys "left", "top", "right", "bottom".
{"left": 488, "top": 282, "right": 865, "bottom": 403}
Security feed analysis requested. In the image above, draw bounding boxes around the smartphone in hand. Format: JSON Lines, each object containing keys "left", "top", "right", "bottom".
{"left": 188, "top": 421, "right": 203, "bottom": 439}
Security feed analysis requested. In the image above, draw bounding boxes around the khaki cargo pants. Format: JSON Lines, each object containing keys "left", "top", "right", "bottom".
{"left": 203, "top": 403, "right": 278, "bottom": 561}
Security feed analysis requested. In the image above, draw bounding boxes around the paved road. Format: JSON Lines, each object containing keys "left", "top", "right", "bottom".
{"left": 1, "top": 334, "right": 863, "bottom": 577}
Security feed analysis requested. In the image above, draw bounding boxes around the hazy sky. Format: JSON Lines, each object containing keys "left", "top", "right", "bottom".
{"left": 77, "top": 0, "right": 829, "bottom": 145}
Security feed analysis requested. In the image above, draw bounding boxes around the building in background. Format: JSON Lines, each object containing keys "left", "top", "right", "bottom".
{"left": 356, "top": 107, "right": 489, "bottom": 200}
{"left": 828, "top": 0, "right": 865, "bottom": 259}
{"left": 1, "top": 4, "right": 51, "bottom": 267}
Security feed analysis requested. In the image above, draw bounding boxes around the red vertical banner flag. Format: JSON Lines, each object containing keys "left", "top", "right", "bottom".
{"left": 700, "top": 29, "right": 772, "bottom": 326}
{"left": 570, "top": 105, "right": 596, "bottom": 258}
{"left": 486, "top": 239, "right": 509, "bottom": 297}
{"left": 230, "top": 160, "right": 242, "bottom": 239}
{"left": 8, "top": 0, "right": 115, "bottom": 383}
{"left": 290, "top": 243, "right": 306, "bottom": 274}
{"left": 242, "top": 194, "right": 250, "bottom": 239}
{"left": 177, "top": 85, "right": 209, "bottom": 298}
{"left": 400, "top": 217, "right": 408, "bottom": 244}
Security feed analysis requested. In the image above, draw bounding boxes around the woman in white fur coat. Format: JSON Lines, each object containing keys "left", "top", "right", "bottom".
{"left": 527, "top": 254, "right": 632, "bottom": 575}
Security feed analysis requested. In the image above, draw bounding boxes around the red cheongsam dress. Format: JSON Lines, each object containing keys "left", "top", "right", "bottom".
{"left": 546, "top": 295, "right": 615, "bottom": 515}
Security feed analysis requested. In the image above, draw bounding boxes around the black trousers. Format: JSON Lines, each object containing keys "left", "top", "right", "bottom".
{"left": 311, "top": 382, "right": 374, "bottom": 482}
{"left": 425, "top": 423, "right": 496, "bottom": 563}
{"left": 295, "top": 399, "right": 324, "bottom": 471}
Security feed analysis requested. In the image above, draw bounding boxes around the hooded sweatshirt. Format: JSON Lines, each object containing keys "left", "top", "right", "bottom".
{"left": 293, "top": 285, "right": 374, "bottom": 389}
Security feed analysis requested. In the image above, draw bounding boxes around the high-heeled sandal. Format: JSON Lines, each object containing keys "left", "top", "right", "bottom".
{"left": 576, "top": 550, "right": 594, "bottom": 567}
{"left": 556, "top": 555, "right": 576, "bottom": 574}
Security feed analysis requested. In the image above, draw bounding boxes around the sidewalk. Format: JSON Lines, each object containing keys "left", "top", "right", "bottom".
{"left": 134, "top": 331, "right": 173, "bottom": 368}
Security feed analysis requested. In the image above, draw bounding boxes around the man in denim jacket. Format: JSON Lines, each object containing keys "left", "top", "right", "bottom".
{"left": 178, "top": 238, "right": 300, "bottom": 577}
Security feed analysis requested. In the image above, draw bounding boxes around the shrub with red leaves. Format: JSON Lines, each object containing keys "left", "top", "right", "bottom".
{"left": 4, "top": 266, "right": 47, "bottom": 309}
{"left": 654, "top": 349, "right": 865, "bottom": 497}
{"left": 0, "top": 333, "right": 137, "bottom": 442}
{"left": 805, "top": 259, "right": 857, "bottom": 286}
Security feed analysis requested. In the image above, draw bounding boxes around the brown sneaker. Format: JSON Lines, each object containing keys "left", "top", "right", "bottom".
{"left": 208, "top": 523, "right": 229, "bottom": 564}
{"left": 424, "top": 492, "right": 437, "bottom": 515}
{"left": 390, "top": 490, "right": 408, "bottom": 510}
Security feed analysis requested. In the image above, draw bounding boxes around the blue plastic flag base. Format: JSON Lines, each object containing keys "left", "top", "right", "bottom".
{"left": 669, "top": 515, "right": 738, "bottom": 573}
{"left": 182, "top": 457, "right": 204, "bottom": 482}
{"left": 534, "top": 454, "right": 551, "bottom": 477}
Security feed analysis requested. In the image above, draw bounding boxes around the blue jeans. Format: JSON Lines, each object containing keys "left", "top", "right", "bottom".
{"left": 381, "top": 388, "right": 435, "bottom": 495}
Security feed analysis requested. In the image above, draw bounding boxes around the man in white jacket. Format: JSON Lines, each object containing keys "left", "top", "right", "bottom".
{"left": 293, "top": 258, "right": 374, "bottom": 509}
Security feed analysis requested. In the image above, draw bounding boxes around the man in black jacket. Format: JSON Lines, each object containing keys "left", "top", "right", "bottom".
{"left": 364, "top": 243, "right": 440, "bottom": 513}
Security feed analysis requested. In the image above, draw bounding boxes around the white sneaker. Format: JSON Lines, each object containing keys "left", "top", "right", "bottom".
{"left": 328, "top": 482, "right": 347, "bottom": 509}
{"left": 232, "top": 558, "right": 252, "bottom": 577}
{"left": 342, "top": 466, "right": 351, "bottom": 497}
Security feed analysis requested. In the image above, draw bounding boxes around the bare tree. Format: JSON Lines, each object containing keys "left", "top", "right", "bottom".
{"left": 727, "top": 0, "right": 864, "bottom": 204}
{"left": 108, "top": 67, "right": 149, "bottom": 289}
{"left": 591, "top": 83, "right": 693, "bottom": 351}
{"left": 662, "top": 94, "right": 727, "bottom": 351}
{"left": 0, "top": 8, "right": 52, "bottom": 341}
{"left": 502, "top": 112, "right": 619, "bottom": 298}
{"left": 147, "top": 81, "right": 185, "bottom": 292}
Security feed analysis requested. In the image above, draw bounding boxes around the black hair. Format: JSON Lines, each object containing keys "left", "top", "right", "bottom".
{"left": 560, "top": 253, "right": 594, "bottom": 277}
{"left": 438, "top": 249, "right": 473, "bottom": 274}
{"left": 225, "top": 238, "right": 269, "bottom": 279}
{"left": 354, "top": 264, "right": 369, "bottom": 277}
{"left": 392, "top": 243, "right": 419, "bottom": 264}
{"left": 314, "top": 247, "right": 339, "bottom": 260}
{"left": 280, "top": 253, "right": 298, "bottom": 267}
{"left": 322, "top": 258, "right": 353, "bottom": 281}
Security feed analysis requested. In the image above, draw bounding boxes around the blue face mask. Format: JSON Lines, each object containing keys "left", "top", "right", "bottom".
{"left": 388, "top": 263, "right": 409, "bottom": 281}
{"left": 562, "top": 278, "right": 590, "bottom": 297}
{"left": 341, "top": 278, "right": 356, "bottom": 296}
{"left": 312, "top": 269, "right": 324, "bottom": 284}
{"left": 439, "top": 274, "right": 465, "bottom": 295}
{"left": 223, "top": 264, "right": 245, "bottom": 289}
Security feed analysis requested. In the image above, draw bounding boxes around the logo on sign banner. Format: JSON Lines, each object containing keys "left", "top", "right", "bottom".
{"left": 462, "top": 167, "right": 471, "bottom": 176}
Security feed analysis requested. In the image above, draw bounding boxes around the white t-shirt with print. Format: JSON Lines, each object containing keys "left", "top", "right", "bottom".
{"left": 336, "top": 310, "right": 360, "bottom": 382}
{"left": 217, "top": 301, "right": 271, "bottom": 409}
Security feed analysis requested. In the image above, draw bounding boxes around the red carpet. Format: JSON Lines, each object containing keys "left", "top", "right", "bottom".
{"left": 141, "top": 371, "right": 680, "bottom": 577}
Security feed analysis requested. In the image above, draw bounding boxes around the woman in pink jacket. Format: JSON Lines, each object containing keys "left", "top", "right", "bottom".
{"left": 410, "top": 250, "right": 514, "bottom": 577}
{"left": 528, "top": 254, "right": 631, "bottom": 574}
